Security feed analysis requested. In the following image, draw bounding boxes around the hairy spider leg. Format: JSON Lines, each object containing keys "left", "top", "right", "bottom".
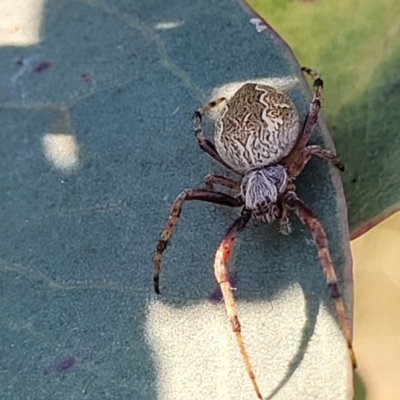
{"left": 192, "top": 98, "right": 239, "bottom": 172}
{"left": 305, "top": 145, "right": 344, "bottom": 171}
{"left": 153, "top": 189, "right": 243, "bottom": 294}
{"left": 203, "top": 174, "right": 241, "bottom": 191}
{"left": 285, "top": 67, "right": 323, "bottom": 160}
{"left": 289, "top": 144, "right": 345, "bottom": 178}
{"left": 199, "top": 97, "right": 226, "bottom": 113}
{"left": 285, "top": 192, "right": 357, "bottom": 369}
{"left": 213, "top": 210, "right": 263, "bottom": 399}
{"left": 283, "top": 67, "right": 343, "bottom": 177}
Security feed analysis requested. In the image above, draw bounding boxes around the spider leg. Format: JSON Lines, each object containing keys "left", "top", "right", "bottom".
{"left": 278, "top": 200, "right": 291, "bottom": 235}
{"left": 198, "top": 97, "right": 226, "bottom": 114}
{"left": 192, "top": 99, "right": 237, "bottom": 172}
{"left": 286, "top": 144, "right": 345, "bottom": 178}
{"left": 154, "top": 189, "right": 243, "bottom": 294}
{"left": 306, "top": 145, "right": 344, "bottom": 171}
{"left": 213, "top": 209, "right": 263, "bottom": 399}
{"left": 282, "top": 67, "right": 323, "bottom": 176}
{"left": 204, "top": 173, "right": 241, "bottom": 191}
{"left": 285, "top": 192, "right": 357, "bottom": 369}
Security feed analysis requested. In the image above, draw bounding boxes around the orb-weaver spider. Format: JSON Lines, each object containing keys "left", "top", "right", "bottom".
{"left": 153, "top": 68, "right": 356, "bottom": 399}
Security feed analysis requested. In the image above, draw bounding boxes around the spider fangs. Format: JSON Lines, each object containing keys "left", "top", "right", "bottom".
{"left": 153, "top": 68, "right": 356, "bottom": 399}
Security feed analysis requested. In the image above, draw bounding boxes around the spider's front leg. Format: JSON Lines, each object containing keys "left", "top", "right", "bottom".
{"left": 305, "top": 145, "right": 344, "bottom": 171}
{"left": 153, "top": 188, "right": 243, "bottom": 294}
{"left": 291, "top": 68, "right": 323, "bottom": 150}
{"left": 285, "top": 192, "right": 357, "bottom": 369}
{"left": 283, "top": 67, "right": 344, "bottom": 177}
{"left": 287, "top": 144, "right": 345, "bottom": 179}
{"left": 213, "top": 209, "right": 263, "bottom": 399}
{"left": 203, "top": 174, "right": 241, "bottom": 191}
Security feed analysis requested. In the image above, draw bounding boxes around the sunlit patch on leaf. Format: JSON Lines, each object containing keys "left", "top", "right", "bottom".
{"left": 41, "top": 133, "right": 81, "bottom": 173}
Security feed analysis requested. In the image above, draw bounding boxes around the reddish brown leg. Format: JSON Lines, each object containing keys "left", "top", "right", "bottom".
{"left": 306, "top": 145, "right": 344, "bottom": 171}
{"left": 198, "top": 97, "right": 226, "bottom": 114}
{"left": 286, "top": 144, "right": 345, "bottom": 179}
{"left": 282, "top": 67, "right": 323, "bottom": 176}
{"left": 213, "top": 209, "right": 263, "bottom": 399}
{"left": 285, "top": 192, "right": 357, "bottom": 369}
{"left": 153, "top": 189, "right": 243, "bottom": 294}
{"left": 300, "top": 68, "right": 323, "bottom": 146}
{"left": 204, "top": 173, "right": 241, "bottom": 191}
{"left": 278, "top": 200, "right": 291, "bottom": 235}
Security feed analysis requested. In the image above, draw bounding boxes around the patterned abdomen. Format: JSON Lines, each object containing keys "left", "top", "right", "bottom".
{"left": 214, "top": 83, "right": 300, "bottom": 173}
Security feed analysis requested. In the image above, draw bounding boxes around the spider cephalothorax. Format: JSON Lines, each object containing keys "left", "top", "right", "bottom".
{"left": 241, "top": 165, "right": 288, "bottom": 223}
{"left": 153, "top": 68, "right": 355, "bottom": 399}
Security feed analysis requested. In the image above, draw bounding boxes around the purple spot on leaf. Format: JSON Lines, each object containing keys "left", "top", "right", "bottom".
{"left": 81, "top": 72, "right": 92, "bottom": 83}
{"left": 33, "top": 61, "right": 51, "bottom": 74}
{"left": 44, "top": 356, "right": 77, "bottom": 375}
{"left": 55, "top": 356, "right": 76, "bottom": 373}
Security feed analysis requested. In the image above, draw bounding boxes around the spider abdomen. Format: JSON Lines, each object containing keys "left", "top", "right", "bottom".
{"left": 214, "top": 83, "right": 300, "bottom": 173}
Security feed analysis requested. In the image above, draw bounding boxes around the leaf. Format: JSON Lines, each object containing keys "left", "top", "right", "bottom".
{"left": 247, "top": 0, "right": 400, "bottom": 236}
{"left": 0, "top": 0, "right": 353, "bottom": 399}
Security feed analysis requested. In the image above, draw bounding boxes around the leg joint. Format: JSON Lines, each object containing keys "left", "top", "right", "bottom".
{"left": 328, "top": 281, "right": 341, "bottom": 300}
{"left": 231, "top": 316, "right": 241, "bottom": 333}
{"left": 314, "top": 77, "right": 324, "bottom": 89}
{"left": 156, "top": 239, "right": 168, "bottom": 253}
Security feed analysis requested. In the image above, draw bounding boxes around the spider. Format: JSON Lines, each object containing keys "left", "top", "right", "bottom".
{"left": 153, "top": 68, "right": 356, "bottom": 399}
